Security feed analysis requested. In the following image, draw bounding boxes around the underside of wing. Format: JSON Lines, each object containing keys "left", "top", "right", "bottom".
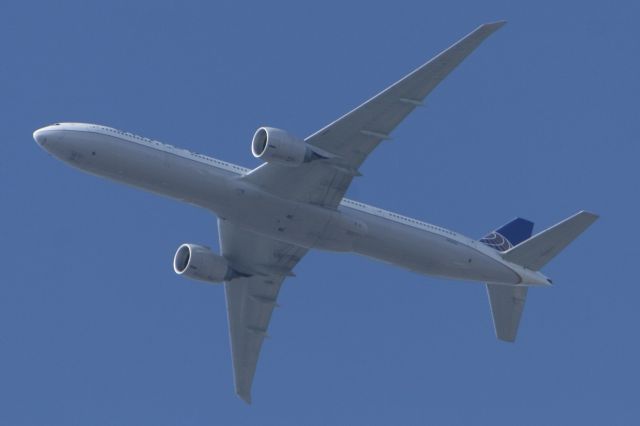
{"left": 218, "top": 219, "right": 308, "bottom": 403}
{"left": 243, "top": 22, "right": 505, "bottom": 208}
{"left": 305, "top": 21, "right": 506, "bottom": 167}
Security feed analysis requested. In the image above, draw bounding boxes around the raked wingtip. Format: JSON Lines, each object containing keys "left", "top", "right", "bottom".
{"left": 237, "top": 390, "right": 252, "bottom": 405}
{"left": 482, "top": 20, "right": 507, "bottom": 31}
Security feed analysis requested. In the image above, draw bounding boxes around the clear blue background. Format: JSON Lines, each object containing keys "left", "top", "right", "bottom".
{"left": 2, "top": 1, "right": 638, "bottom": 424}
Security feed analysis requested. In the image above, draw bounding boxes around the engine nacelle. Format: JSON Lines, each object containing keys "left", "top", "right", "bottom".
{"left": 251, "top": 127, "right": 314, "bottom": 166}
{"left": 173, "top": 243, "right": 233, "bottom": 284}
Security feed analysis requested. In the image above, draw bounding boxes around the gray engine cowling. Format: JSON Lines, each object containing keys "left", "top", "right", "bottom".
{"left": 251, "top": 127, "right": 314, "bottom": 166}
{"left": 173, "top": 243, "right": 234, "bottom": 283}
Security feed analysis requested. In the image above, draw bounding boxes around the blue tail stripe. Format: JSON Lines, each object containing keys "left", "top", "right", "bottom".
{"left": 480, "top": 217, "right": 534, "bottom": 252}
{"left": 495, "top": 218, "right": 534, "bottom": 246}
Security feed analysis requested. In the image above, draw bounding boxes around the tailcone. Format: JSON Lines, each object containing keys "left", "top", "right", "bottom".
{"left": 520, "top": 269, "right": 552, "bottom": 287}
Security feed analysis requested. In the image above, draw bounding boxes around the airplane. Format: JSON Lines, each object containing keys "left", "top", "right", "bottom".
{"left": 33, "top": 21, "right": 598, "bottom": 404}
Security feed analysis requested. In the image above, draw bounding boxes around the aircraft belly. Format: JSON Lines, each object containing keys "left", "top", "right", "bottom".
{"left": 221, "top": 182, "right": 368, "bottom": 251}
{"left": 222, "top": 181, "right": 334, "bottom": 249}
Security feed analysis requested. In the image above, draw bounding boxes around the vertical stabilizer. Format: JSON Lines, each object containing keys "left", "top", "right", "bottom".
{"left": 480, "top": 217, "right": 534, "bottom": 252}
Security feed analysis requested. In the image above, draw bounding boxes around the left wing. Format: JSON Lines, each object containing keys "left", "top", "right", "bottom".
{"left": 243, "top": 22, "right": 506, "bottom": 208}
{"left": 218, "top": 218, "right": 308, "bottom": 404}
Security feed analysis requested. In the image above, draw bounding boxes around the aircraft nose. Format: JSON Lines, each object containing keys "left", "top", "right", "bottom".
{"left": 33, "top": 124, "right": 64, "bottom": 151}
{"left": 33, "top": 127, "right": 48, "bottom": 146}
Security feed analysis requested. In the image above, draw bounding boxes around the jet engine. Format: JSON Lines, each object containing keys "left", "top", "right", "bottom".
{"left": 251, "top": 127, "right": 315, "bottom": 166}
{"left": 173, "top": 243, "right": 234, "bottom": 283}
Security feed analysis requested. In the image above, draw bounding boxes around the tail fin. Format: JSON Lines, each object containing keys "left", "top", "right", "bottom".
{"left": 502, "top": 211, "right": 599, "bottom": 271}
{"left": 480, "top": 217, "right": 534, "bottom": 252}
{"left": 485, "top": 211, "right": 598, "bottom": 342}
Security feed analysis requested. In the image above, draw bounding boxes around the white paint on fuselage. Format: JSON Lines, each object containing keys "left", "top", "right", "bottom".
{"left": 33, "top": 123, "right": 550, "bottom": 286}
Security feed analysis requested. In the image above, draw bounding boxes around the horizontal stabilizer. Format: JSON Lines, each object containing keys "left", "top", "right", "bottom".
{"left": 486, "top": 284, "right": 528, "bottom": 342}
{"left": 502, "top": 211, "right": 598, "bottom": 271}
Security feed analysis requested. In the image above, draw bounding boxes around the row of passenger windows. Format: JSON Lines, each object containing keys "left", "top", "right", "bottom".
{"left": 191, "top": 153, "right": 248, "bottom": 173}
{"left": 95, "top": 126, "right": 249, "bottom": 174}
{"left": 342, "top": 199, "right": 456, "bottom": 236}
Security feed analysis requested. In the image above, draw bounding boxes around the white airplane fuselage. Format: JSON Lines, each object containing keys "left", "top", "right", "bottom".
{"left": 34, "top": 123, "right": 550, "bottom": 286}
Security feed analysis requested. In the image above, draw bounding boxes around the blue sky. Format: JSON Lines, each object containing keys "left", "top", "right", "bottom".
{"left": 3, "top": 0, "right": 639, "bottom": 424}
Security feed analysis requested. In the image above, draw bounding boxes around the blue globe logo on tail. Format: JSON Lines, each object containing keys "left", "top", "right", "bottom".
{"left": 480, "top": 217, "right": 534, "bottom": 252}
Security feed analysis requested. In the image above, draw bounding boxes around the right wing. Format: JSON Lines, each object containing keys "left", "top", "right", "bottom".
{"left": 218, "top": 218, "right": 308, "bottom": 404}
{"left": 243, "top": 21, "right": 506, "bottom": 208}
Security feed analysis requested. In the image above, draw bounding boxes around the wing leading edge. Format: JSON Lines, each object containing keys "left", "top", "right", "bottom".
{"left": 218, "top": 219, "right": 308, "bottom": 403}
